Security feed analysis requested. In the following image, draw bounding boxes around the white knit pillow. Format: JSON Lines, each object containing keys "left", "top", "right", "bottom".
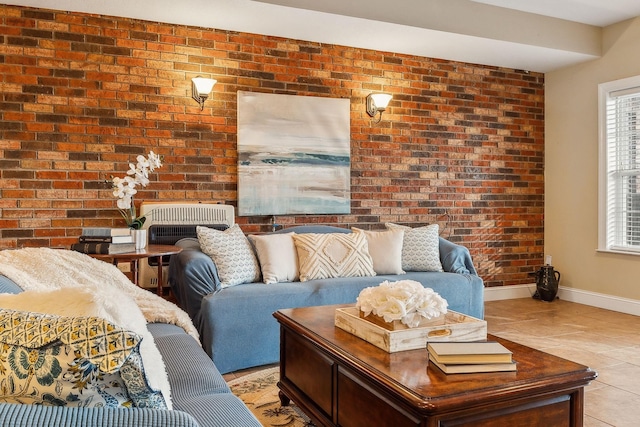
{"left": 352, "top": 228, "right": 405, "bottom": 275}
{"left": 248, "top": 233, "right": 299, "bottom": 284}
{"left": 292, "top": 232, "right": 376, "bottom": 282}
{"left": 385, "top": 223, "right": 443, "bottom": 272}
{"left": 197, "top": 225, "right": 261, "bottom": 288}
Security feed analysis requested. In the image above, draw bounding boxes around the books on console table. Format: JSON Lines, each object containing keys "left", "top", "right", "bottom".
{"left": 428, "top": 355, "right": 517, "bottom": 374}
{"left": 71, "top": 242, "right": 136, "bottom": 255}
{"left": 78, "top": 234, "right": 133, "bottom": 244}
{"left": 427, "top": 341, "right": 513, "bottom": 364}
{"left": 81, "top": 227, "right": 132, "bottom": 237}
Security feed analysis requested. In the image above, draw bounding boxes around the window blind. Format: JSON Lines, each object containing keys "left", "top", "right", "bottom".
{"left": 605, "top": 89, "right": 640, "bottom": 251}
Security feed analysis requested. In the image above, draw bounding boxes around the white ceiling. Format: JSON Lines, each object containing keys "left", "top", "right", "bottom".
{"left": 5, "top": 0, "right": 640, "bottom": 72}
{"left": 471, "top": 0, "right": 640, "bottom": 27}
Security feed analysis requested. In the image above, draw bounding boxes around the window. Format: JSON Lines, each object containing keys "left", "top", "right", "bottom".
{"left": 599, "top": 76, "right": 640, "bottom": 253}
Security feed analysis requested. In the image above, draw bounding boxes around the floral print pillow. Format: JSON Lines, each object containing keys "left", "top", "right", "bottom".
{"left": 0, "top": 309, "right": 167, "bottom": 409}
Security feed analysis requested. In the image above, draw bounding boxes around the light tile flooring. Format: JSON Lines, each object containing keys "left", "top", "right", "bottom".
{"left": 485, "top": 298, "right": 640, "bottom": 427}
{"left": 225, "top": 298, "right": 640, "bottom": 426}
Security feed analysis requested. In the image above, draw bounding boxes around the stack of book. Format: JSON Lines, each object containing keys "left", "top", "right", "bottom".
{"left": 71, "top": 227, "right": 136, "bottom": 254}
{"left": 427, "top": 341, "right": 516, "bottom": 374}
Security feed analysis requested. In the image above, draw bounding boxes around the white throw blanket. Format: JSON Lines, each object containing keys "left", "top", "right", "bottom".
{"left": 0, "top": 247, "right": 199, "bottom": 341}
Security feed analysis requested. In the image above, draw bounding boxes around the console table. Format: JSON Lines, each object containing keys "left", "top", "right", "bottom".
{"left": 274, "top": 304, "right": 597, "bottom": 427}
{"left": 88, "top": 245, "right": 181, "bottom": 296}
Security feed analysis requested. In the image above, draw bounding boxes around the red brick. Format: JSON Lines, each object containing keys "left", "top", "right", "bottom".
{"left": 0, "top": 4, "right": 544, "bottom": 287}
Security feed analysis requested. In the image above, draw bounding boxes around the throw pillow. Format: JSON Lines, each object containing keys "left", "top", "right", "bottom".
{"left": 352, "top": 228, "right": 405, "bottom": 275}
{"left": 197, "top": 224, "right": 261, "bottom": 287}
{"left": 0, "top": 288, "right": 172, "bottom": 409}
{"left": 0, "top": 309, "right": 166, "bottom": 409}
{"left": 248, "top": 233, "right": 299, "bottom": 284}
{"left": 292, "top": 232, "right": 376, "bottom": 281}
{"left": 385, "top": 223, "right": 444, "bottom": 272}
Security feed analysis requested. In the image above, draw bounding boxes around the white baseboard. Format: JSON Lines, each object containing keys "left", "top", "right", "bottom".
{"left": 484, "top": 284, "right": 537, "bottom": 301}
{"left": 484, "top": 283, "right": 640, "bottom": 317}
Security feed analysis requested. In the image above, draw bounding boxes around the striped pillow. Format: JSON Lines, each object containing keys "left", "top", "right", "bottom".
{"left": 292, "top": 233, "right": 376, "bottom": 281}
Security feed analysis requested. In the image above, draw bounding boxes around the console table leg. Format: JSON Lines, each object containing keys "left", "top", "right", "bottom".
{"left": 157, "top": 256, "right": 164, "bottom": 296}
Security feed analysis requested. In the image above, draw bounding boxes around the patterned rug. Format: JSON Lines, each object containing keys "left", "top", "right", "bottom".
{"left": 227, "top": 367, "right": 315, "bottom": 426}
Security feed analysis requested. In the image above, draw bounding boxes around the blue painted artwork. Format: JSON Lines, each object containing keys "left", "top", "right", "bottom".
{"left": 237, "top": 91, "right": 351, "bottom": 216}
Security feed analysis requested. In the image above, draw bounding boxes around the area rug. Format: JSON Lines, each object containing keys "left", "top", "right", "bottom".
{"left": 228, "top": 367, "right": 315, "bottom": 426}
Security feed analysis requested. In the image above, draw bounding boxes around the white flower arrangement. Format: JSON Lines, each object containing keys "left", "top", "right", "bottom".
{"left": 111, "top": 151, "right": 163, "bottom": 229}
{"left": 356, "top": 280, "right": 448, "bottom": 328}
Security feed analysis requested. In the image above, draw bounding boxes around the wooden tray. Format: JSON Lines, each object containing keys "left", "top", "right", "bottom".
{"left": 335, "top": 307, "right": 487, "bottom": 353}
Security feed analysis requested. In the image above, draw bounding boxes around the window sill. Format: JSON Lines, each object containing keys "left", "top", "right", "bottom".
{"left": 596, "top": 248, "right": 640, "bottom": 256}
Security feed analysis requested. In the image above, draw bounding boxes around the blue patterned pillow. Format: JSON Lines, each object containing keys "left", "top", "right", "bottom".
{"left": 197, "top": 224, "right": 261, "bottom": 287}
{"left": 385, "top": 223, "right": 444, "bottom": 272}
{"left": 0, "top": 309, "right": 167, "bottom": 409}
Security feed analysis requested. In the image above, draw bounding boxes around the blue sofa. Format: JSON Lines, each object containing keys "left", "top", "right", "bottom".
{"left": 0, "top": 275, "right": 260, "bottom": 427}
{"left": 169, "top": 225, "right": 485, "bottom": 374}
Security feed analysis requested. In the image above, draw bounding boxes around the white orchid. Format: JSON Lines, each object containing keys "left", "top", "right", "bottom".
{"left": 356, "top": 280, "right": 448, "bottom": 328}
{"left": 111, "top": 151, "right": 162, "bottom": 229}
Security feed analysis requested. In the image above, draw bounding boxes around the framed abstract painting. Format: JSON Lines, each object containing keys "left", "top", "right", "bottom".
{"left": 237, "top": 91, "right": 351, "bottom": 216}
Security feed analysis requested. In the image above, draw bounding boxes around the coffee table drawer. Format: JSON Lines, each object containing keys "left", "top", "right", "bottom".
{"left": 337, "top": 367, "right": 420, "bottom": 427}
{"left": 438, "top": 395, "right": 571, "bottom": 427}
{"left": 281, "top": 329, "right": 334, "bottom": 419}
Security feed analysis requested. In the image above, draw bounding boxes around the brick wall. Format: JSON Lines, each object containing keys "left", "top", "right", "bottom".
{"left": 0, "top": 5, "right": 544, "bottom": 287}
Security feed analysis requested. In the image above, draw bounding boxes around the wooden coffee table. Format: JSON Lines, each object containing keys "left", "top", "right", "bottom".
{"left": 273, "top": 305, "right": 597, "bottom": 427}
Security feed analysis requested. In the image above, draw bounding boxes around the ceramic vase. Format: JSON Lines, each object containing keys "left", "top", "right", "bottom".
{"left": 131, "top": 229, "right": 147, "bottom": 250}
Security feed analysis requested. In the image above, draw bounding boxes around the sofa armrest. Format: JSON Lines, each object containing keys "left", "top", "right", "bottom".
{"left": 168, "top": 250, "right": 221, "bottom": 319}
{"left": 438, "top": 238, "right": 478, "bottom": 275}
{"left": 0, "top": 404, "right": 200, "bottom": 427}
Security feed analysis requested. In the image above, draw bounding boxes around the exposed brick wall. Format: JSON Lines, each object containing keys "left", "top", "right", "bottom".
{"left": 0, "top": 5, "right": 544, "bottom": 287}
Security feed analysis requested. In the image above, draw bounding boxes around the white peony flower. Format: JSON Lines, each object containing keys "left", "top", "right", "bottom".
{"left": 356, "top": 280, "right": 448, "bottom": 328}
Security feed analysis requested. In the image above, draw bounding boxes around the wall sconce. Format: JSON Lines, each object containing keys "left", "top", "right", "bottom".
{"left": 192, "top": 77, "right": 217, "bottom": 110}
{"left": 366, "top": 93, "right": 393, "bottom": 123}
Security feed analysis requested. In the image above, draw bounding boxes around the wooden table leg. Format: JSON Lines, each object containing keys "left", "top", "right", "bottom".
{"left": 157, "top": 256, "right": 163, "bottom": 296}
{"left": 131, "top": 260, "right": 139, "bottom": 286}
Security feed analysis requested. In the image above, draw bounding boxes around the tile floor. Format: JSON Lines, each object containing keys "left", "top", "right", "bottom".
{"left": 225, "top": 298, "right": 640, "bottom": 426}
{"left": 485, "top": 298, "right": 640, "bottom": 427}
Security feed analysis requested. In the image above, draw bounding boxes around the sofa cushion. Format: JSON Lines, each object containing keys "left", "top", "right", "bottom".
{"left": 352, "top": 227, "right": 405, "bottom": 275}
{"left": 386, "top": 223, "right": 444, "bottom": 272}
{"left": 0, "top": 287, "right": 172, "bottom": 410}
{"left": 0, "top": 309, "right": 166, "bottom": 409}
{"left": 292, "top": 232, "right": 376, "bottom": 281}
{"left": 249, "top": 233, "right": 299, "bottom": 284}
{"left": 197, "top": 224, "right": 261, "bottom": 287}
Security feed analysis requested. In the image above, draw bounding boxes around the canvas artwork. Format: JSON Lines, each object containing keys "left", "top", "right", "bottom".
{"left": 237, "top": 91, "right": 351, "bottom": 216}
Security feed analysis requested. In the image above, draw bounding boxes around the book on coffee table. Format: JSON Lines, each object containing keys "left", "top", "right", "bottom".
{"left": 428, "top": 354, "right": 517, "bottom": 374}
{"left": 427, "top": 341, "right": 513, "bottom": 364}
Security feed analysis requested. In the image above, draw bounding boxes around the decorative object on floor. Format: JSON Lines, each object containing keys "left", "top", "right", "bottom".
{"left": 228, "top": 367, "right": 314, "bottom": 427}
{"left": 356, "top": 279, "right": 448, "bottom": 327}
{"left": 237, "top": 91, "right": 351, "bottom": 216}
{"left": 533, "top": 264, "right": 560, "bottom": 302}
{"left": 111, "top": 151, "right": 163, "bottom": 230}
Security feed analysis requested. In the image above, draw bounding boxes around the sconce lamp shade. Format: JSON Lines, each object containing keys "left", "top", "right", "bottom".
{"left": 366, "top": 93, "right": 393, "bottom": 123}
{"left": 192, "top": 77, "right": 217, "bottom": 110}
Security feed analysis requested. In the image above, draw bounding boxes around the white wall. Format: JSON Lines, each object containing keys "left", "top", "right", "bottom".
{"left": 546, "top": 17, "right": 640, "bottom": 300}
